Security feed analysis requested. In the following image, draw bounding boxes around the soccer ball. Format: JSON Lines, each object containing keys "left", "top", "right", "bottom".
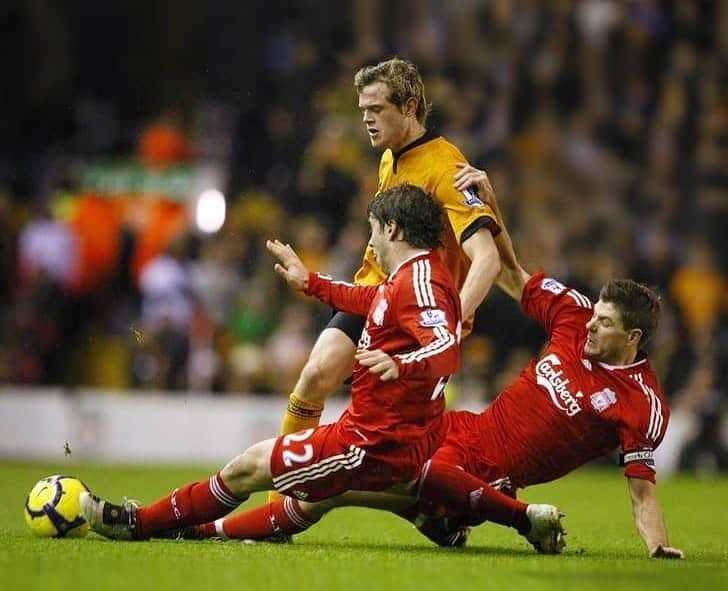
{"left": 24, "top": 475, "right": 90, "bottom": 538}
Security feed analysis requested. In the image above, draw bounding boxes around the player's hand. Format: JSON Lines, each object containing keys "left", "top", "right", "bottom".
{"left": 355, "top": 348, "right": 399, "bottom": 381}
{"left": 266, "top": 239, "right": 309, "bottom": 291}
{"left": 650, "top": 545, "right": 684, "bottom": 560}
{"left": 454, "top": 163, "right": 496, "bottom": 208}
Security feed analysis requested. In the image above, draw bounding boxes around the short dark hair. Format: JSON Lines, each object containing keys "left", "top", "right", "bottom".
{"left": 599, "top": 279, "right": 661, "bottom": 348}
{"left": 354, "top": 57, "right": 431, "bottom": 125}
{"left": 367, "top": 183, "right": 444, "bottom": 250}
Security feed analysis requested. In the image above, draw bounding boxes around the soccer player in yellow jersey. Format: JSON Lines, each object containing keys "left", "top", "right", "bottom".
{"left": 271, "top": 57, "right": 502, "bottom": 504}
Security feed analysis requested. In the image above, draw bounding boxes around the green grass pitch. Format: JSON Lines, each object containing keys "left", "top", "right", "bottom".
{"left": 1, "top": 462, "right": 726, "bottom": 591}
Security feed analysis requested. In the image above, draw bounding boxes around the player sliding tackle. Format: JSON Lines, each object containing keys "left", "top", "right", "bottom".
{"left": 79, "top": 183, "right": 564, "bottom": 551}
{"left": 269, "top": 57, "right": 503, "bottom": 515}
{"left": 169, "top": 166, "right": 683, "bottom": 559}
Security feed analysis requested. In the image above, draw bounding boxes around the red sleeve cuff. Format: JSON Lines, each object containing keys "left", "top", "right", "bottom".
{"left": 305, "top": 271, "right": 323, "bottom": 297}
{"left": 624, "top": 462, "right": 657, "bottom": 484}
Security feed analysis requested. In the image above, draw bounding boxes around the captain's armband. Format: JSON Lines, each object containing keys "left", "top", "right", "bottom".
{"left": 619, "top": 449, "right": 655, "bottom": 467}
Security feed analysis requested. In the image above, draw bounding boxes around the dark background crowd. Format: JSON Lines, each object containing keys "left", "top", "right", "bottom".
{"left": 0, "top": 1, "right": 726, "bottom": 473}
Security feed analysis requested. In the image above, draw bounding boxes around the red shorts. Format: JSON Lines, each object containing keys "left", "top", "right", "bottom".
{"left": 432, "top": 411, "right": 514, "bottom": 494}
{"left": 270, "top": 422, "right": 443, "bottom": 502}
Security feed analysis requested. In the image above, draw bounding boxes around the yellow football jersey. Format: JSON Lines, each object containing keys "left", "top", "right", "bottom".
{"left": 354, "top": 131, "right": 500, "bottom": 335}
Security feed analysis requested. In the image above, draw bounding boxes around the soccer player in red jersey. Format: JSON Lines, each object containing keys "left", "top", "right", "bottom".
{"left": 428, "top": 165, "right": 683, "bottom": 558}
{"left": 424, "top": 166, "right": 682, "bottom": 558}
{"left": 176, "top": 167, "right": 682, "bottom": 559}
{"left": 79, "top": 184, "right": 563, "bottom": 550}
{"left": 272, "top": 58, "right": 502, "bottom": 479}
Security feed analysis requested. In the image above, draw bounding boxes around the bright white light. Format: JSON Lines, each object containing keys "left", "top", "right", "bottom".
{"left": 195, "top": 189, "right": 226, "bottom": 234}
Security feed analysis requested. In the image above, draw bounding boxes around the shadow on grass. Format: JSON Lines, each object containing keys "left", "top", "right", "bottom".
{"left": 118, "top": 535, "right": 535, "bottom": 557}
{"left": 241, "top": 539, "right": 538, "bottom": 557}
{"left": 84, "top": 535, "right": 728, "bottom": 565}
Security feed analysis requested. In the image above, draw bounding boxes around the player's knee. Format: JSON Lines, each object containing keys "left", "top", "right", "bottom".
{"left": 220, "top": 449, "right": 264, "bottom": 495}
{"left": 295, "top": 330, "right": 355, "bottom": 402}
{"left": 219, "top": 454, "right": 250, "bottom": 493}
{"left": 297, "top": 356, "right": 340, "bottom": 401}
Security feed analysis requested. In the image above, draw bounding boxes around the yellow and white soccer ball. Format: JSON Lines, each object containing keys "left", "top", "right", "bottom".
{"left": 24, "top": 475, "right": 90, "bottom": 538}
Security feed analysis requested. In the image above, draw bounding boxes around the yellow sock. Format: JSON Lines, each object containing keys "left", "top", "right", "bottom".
{"left": 268, "top": 393, "right": 324, "bottom": 504}
{"left": 281, "top": 392, "right": 324, "bottom": 433}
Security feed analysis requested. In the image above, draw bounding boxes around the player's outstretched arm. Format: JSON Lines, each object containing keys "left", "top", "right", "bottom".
{"left": 268, "top": 239, "right": 379, "bottom": 316}
{"left": 627, "top": 477, "right": 684, "bottom": 559}
{"left": 454, "top": 163, "right": 530, "bottom": 302}
{"left": 459, "top": 228, "right": 501, "bottom": 321}
{"left": 266, "top": 239, "right": 309, "bottom": 291}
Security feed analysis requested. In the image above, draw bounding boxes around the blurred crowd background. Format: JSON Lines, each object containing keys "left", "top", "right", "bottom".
{"left": 1, "top": 0, "right": 726, "bottom": 473}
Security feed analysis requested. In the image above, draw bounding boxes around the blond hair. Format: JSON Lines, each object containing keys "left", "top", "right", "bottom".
{"left": 354, "top": 57, "right": 431, "bottom": 125}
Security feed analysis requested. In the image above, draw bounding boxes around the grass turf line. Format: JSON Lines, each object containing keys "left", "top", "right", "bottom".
{"left": 1, "top": 461, "right": 726, "bottom": 591}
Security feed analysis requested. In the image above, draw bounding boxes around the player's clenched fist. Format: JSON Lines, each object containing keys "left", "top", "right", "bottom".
{"left": 355, "top": 348, "right": 399, "bottom": 381}
{"left": 266, "top": 239, "right": 309, "bottom": 291}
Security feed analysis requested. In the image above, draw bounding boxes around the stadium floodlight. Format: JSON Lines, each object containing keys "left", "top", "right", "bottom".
{"left": 195, "top": 189, "right": 226, "bottom": 234}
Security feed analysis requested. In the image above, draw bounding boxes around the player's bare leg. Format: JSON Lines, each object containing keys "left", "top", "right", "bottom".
{"left": 218, "top": 438, "right": 277, "bottom": 493}
{"left": 80, "top": 439, "right": 277, "bottom": 540}
{"left": 269, "top": 327, "right": 356, "bottom": 504}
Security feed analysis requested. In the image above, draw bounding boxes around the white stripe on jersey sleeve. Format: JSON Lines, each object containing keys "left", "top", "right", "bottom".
{"left": 397, "top": 325, "right": 456, "bottom": 364}
{"left": 567, "top": 289, "right": 592, "bottom": 308}
{"left": 632, "top": 372, "right": 663, "bottom": 442}
{"left": 413, "top": 260, "right": 438, "bottom": 308}
{"left": 423, "top": 260, "right": 436, "bottom": 306}
{"left": 412, "top": 261, "right": 425, "bottom": 307}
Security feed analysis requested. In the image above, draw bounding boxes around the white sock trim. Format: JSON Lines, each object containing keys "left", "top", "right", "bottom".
{"left": 209, "top": 475, "right": 241, "bottom": 508}
{"left": 214, "top": 518, "right": 229, "bottom": 540}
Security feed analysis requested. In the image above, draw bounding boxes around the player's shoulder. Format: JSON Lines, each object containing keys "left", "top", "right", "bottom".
{"left": 526, "top": 273, "right": 594, "bottom": 310}
{"left": 393, "top": 252, "right": 454, "bottom": 295}
{"left": 426, "top": 251, "right": 455, "bottom": 283}
{"left": 412, "top": 135, "right": 465, "bottom": 171}
{"left": 431, "top": 135, "right": 467, "bottom": 160}
{"left": 394, "top": 251, "right": 445, "bottom": 280}
{"left": 603, "top": 362, "right": 668, "bottom": 424}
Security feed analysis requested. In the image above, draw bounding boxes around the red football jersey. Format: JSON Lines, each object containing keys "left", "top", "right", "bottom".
{"left": 477, "top": 272, "right": 670, "bottom": 486}
{"left": 306, "top": 251, "right": 461, "bottom": 452}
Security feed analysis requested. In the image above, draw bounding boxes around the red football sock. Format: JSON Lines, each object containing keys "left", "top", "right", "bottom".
{"left": 417, "top": 461, "right": 530, "bottom": 534}
{"left": 135, "top": 472, "right": 246, "bottom": 539}
{"left": 218, "top": 496, "right": 319, "bottom": 540}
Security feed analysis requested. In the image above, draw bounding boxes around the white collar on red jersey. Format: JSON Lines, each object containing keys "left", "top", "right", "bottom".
{"left": 388, "top": 250, "right": 431, "bottom": 281}
{"left": 596, "top": 357, "right": 648, "bottom": 371}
